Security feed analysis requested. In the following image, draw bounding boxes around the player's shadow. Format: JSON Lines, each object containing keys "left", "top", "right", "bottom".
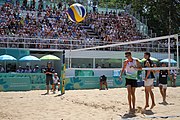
{"left": 143, "top": 109, "right": 155, "bottom": 115}
{"left": 159, "top": 102, "right": 174, "bottom": 106}
{"left": 41, "top": 93, "right": 49, "bottom": 95}
{"left": 54, "top": 93, "right": 65, "bottom": 97}
{"left": 122, "top": 112, "right": 136, "bottom": 119}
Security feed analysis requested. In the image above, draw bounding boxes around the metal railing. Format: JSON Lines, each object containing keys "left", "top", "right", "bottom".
{"left": 0, "top": 36, "right": 175, "bottom": 53}
{"left": 0, "top": 36, "right": 108, "bottom": 50}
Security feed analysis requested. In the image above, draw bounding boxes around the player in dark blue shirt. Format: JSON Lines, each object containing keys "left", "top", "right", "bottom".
{"left": 159, "top": 63, "right": 170, "bottom": 104}
{"left": 144, "top": 52, "right": 156, "bottom": 110}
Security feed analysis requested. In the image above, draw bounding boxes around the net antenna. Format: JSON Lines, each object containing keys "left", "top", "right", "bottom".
{"left": 70, "top": 34, "right": 179, "bottom": 70}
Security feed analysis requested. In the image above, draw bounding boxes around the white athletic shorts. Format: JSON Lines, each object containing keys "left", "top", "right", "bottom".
{"left": 144, "top": 79, "right": 154, "bottom": 87}
{"left": 159, "top": 84, "right": 167, "bottom": 89}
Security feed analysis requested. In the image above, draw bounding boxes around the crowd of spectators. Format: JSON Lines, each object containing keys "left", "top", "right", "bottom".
{"left": 16, "top": 65, "right": 42, "bottom": 73}
{"left": 1, "top": 1, "right": 171, "bottom": 52}
{"left": 0, "top": 63, "right": 44, "bottom": 73}
{"left": 87, "top": 11, "right": 145, "bottom": 43}
{"left": 0, "top": 1, "right": 88, "bottom": 40}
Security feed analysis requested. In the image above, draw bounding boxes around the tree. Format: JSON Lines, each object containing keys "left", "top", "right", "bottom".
{"left": 98, "top": 0, "right": 124, "bottom": 9}
{"left": 131, "top": 0, "right": 180, "bottom": 36}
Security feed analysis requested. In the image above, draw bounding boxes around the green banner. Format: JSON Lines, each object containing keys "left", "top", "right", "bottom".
{"left": 75, "top": 70, "right": 94, "bottom": 77}
{"left": 0, "top": 72, "right": 180, "bottom": 91}
{"left": 65, "top": 76, "right": 124, "bottom": 90}
{"left": 0, "top": 77, "right": 30, "bottom": 91}
{"left": 0, "top": 73, "right": 46, "bottom": 91}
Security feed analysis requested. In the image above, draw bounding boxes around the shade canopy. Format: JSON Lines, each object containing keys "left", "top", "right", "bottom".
{"left": 0, "top": 54, "right": 17, "bottom": 61}
{"left": 40, "top": 55, "right": 60, "bottom": 60}
{"left": 160, "top": 59, "right": 177, "bottom": 64}
{"left": 19, "top": 55, "right": 40, "bottom": 61}
{"left": 141, "top": 57, "right": 158, "bottom": 62}
{"left": 106, "top": 59, "right": 121, "bottom": 63}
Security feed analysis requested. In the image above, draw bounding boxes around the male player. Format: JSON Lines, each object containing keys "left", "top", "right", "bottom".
{"left": 119, "top": 51, "right": 142, "bottom": 112}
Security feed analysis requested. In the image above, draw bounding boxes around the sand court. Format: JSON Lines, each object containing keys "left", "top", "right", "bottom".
{"left": 0, "top": 87, "right": 180, "bottom": 120}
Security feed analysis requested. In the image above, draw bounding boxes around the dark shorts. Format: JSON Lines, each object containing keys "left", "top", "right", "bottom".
{"left": 125, "top": 78, "right": 138, "bottom": 87}
{"left": 46, "top": 76, "right": 53, "bottom": 85}
{"left": 159, "top": 81, "right": 167, "bottom": 85}
{"left": 159, "top": 78, "right": 167, "bottom": 85}
{"left": 100, "top": 80, "right": 107, "bottom": 84}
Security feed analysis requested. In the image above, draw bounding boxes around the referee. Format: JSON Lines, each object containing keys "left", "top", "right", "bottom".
{"left": 44, "top": 62, "right": 55, "bottom": 94}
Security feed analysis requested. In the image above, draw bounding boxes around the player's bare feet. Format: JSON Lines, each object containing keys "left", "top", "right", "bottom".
{"left": 144, "top": 105, "right": 149, "bottom": 110}
{"left": 163, "top": 101, "right": 168, "bottom": 105}
{"left": 150, "top": 103, "right": 156, "bottom": 109}
{"left": 129, "top": 108, "right": 135, "bottom": 114}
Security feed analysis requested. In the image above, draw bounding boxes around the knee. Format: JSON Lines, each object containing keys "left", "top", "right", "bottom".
{"left": 160, "top": 89, "right": 163, "bottom": 92}
{"left": 150, "top": 90, "right": 154, "bottom": 94}
{"left": 145, "top": 88, "right": 148, "bottom": 93}
{"left": 131, "top": 93, "right": 135, "bottom": 97}
{"left": 131, "top": 91, "right": 135, "bottom": 97}
{"left": 127, "top": 92, "right": 131, "bottom": 96}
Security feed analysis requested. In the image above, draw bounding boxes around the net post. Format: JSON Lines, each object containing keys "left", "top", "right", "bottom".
{"left": 61, "top": 50, "right": 66, "bottom": 95}
{"left": 93, "top": 58, "right": 95, "bottom": 68}
{"left": 168, "top": 36, "right": 171, "bottom": 68}
{"left": 175, "top": 34, "right": 179, "bottom": 69}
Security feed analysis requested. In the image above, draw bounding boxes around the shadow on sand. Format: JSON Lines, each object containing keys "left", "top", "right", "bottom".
{"left": 122, "top": 112, "right": 136, "bottom": 119}
{"left": 54, "top": 93, "right": 65, "bottom": 97}
{"left": 159, "top": 102, "right": 174, "bottom": 106}
{"left": 143, "top": 109, "right": 155, "bottom": 115}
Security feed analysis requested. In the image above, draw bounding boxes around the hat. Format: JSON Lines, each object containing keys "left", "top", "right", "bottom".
{"left": 47, "top": 61, "right": 52, "bottom": 64}
{"left": 102, "top": 75, "right": 105, "bottom": 77}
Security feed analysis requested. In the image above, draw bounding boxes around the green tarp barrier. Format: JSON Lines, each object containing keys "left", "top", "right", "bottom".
{"left": 0, "top": 73, "right": 46, "bottom": 91}
{"left": 0, "top": 77, "right": 30, "bottom": 91}
{"left": 75, "top": 70, "right": 94, "bottom": 77}
{"left": 0, "top": 72, "right": 180, "bottom": 91}
{"left": 64, "top": 76, "right": 124, "bottom": 90}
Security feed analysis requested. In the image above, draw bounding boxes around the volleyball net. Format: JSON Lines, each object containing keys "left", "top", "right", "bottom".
{"left": 66, "top": 34, "right": 179, "bottom": 71}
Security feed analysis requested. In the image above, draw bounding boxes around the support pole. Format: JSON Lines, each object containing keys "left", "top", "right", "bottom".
{"left": 61, "top": 50, "right": 66, "bottom": 94}
{"left": 175, "top": 34, "right": 179, "bottom": 69}
{"left": 168, "top": 37, "right": 171, "bottom": 68}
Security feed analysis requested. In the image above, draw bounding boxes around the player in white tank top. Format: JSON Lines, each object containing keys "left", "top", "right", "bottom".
{"left": 125, "top": 59, "right": 138, "bottom": 80}
{"left": 119, "top": 52, "right": 142, "bottom": 112}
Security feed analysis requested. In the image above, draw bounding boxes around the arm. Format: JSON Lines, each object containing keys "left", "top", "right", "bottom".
{"left": 119, "top": 60, "right": 128, "bottom": 79}
{"left": 45, "top": 71, "right": 51, "bottom": 74}
{"left": 144, "top": 61, "right": 151, "bottom": 81}
{"left": 145, "top": 70, "right": 151, "bottom": 81}
{"left": 47, "top": 72, "right": 53, "bottom": 74}
{"left": 156, "top": 70, "right": 160, "bottom": 73}
{"left": 168, "top": 70, "right": 170, "bottom": 77}
{"left": 46, "top": 68, "right": 54, "bottom": 74}
{"left": 135, "top": 60, "right": 142, "bottom": 70}
{"left": 57, "top": 77, "right": 60, "bottom": 82}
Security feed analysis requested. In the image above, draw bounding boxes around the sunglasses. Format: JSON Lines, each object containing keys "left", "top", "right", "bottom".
{"left": 125, "top": 55, "right": 130, "bottom": 57}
